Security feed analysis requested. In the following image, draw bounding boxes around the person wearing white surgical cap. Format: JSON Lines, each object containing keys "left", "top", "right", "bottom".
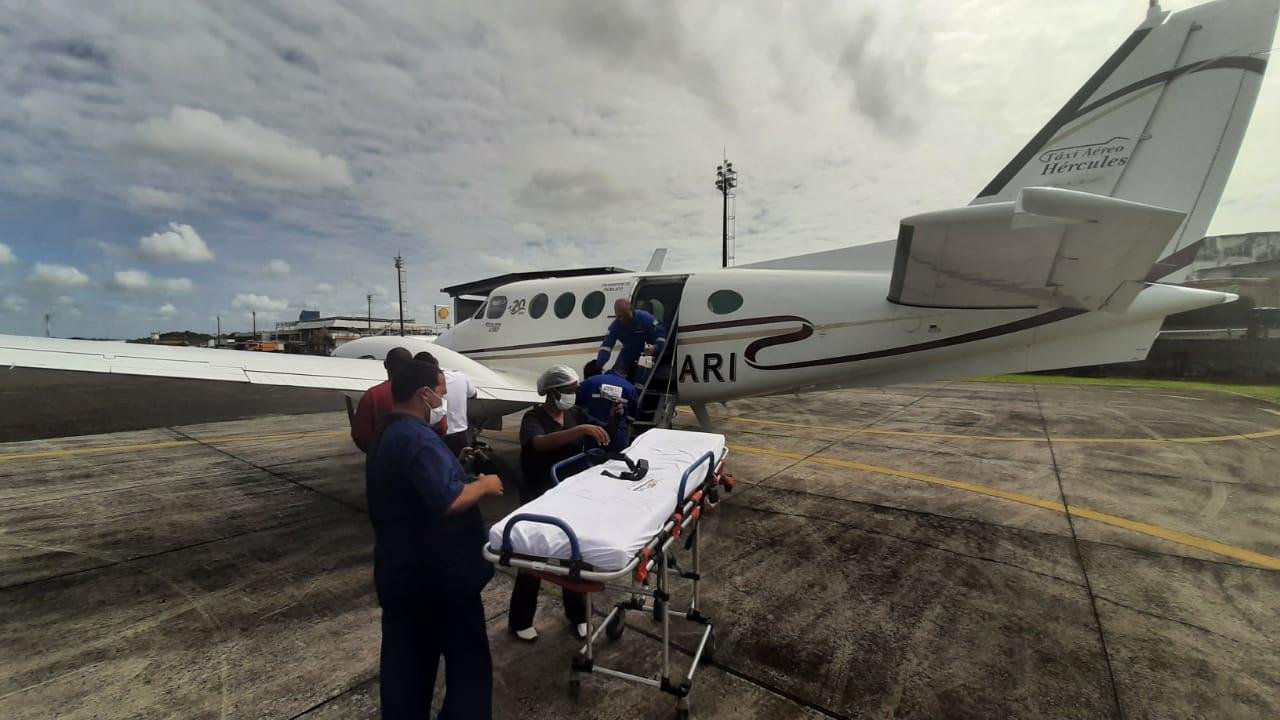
{"left": 507, "top": 364, "right": 610, "bottom": 642}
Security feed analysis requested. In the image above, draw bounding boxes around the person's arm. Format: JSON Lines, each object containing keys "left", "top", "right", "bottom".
{"left": 447, "top": 474, "right": 502, "bottom": 514}
{"left": 530, "top": 424, "right": 607, "bottom": 451}
{"left": 596, "top": 321, "right": 618, "bottom": 366}
{"left": 350, "top": 390, "right": 377, "bottom": 452}
{"left": 407, "top": 439, "right": 502, "bottom": 516}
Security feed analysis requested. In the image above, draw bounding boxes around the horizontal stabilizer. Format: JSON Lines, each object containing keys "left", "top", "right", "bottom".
{"left": 889, "top": 187, "right": 1185, "bottom": 312}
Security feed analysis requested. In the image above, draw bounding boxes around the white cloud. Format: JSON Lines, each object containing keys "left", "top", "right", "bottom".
{"left": 113, "top": 269, "right": 152, "bottom": 291}
{"left": 138, "top": 223, "right": 214, "bottom": 263}
{"left": 112, "top": 269, "right": 194, "bottom": 293}
{"left": 157, "top": 302, "right": 177, "bottom": 318}
{"left": 159, "top": 277, "right": 194, "bottom": 293}
{"left": 55, "top": 295, "right": 76, "bottom": 307}
{"left": 0, "top": 243, "right": 15, "bottom": 264}
{"left": 232, "top": 293, "right": 290, "bottom": 314}
{"left": 314, "top": 282, "right": 334, "bottom": 294}
{"left": 2, "top": 294, "right": 27, "bottom": 313}
{"left": 13, "top": 166, "right": 60, "bottom": 194}
{"left": 264, "top": 259, "right": 291, "bottom": 276}
{"left": 28, "top": 263, "right": 90, "bottom": 287}
{"left": 127, "top": 185, "right": 187, "bottom": 211}
{"left": 133, "top": 106, "right": 354, "bottom": 193}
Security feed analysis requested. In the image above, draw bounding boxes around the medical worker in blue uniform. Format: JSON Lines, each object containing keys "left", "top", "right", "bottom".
{"left": 366, "top": 360, "right": 504, "bottom": 719}
{"left": 576, "top": 359, "right": 637, "bottom": 452}
{"left": 595, "top": 298, "right": 663, "bottom": 379}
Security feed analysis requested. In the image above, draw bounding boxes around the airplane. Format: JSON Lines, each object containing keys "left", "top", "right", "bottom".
{"left": 1, "top": 0, "right": 1276, "bottom": 433}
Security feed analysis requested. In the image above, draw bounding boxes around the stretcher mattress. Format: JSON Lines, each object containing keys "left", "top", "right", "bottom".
{"left": 489, "top": 428, "right": 726, "bottom": 572}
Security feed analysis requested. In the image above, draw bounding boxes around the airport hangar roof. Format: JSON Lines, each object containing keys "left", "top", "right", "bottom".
{"left": 441, "top": 267, "right": 632, "bottom": 298}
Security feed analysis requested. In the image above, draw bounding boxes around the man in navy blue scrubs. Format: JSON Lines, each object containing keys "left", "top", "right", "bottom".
{"left": 366, "top": 360, "right": 504, "bottom": 718}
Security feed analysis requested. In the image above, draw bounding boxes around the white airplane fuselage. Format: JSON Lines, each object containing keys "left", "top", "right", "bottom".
{"left": 416, "top": 269, "right": 1228, "bottom": 405}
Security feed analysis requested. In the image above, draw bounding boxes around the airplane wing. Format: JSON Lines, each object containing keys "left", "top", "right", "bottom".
{"left": 887, "top": 186, "right": 1185, "bottom": 313}
{"left": 0, "top": 334, "right": 540, "bottom": 408}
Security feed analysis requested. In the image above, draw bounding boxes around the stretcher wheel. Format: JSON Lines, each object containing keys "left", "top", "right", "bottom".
{"left": 605, "top": 610, "right": 626, "bottom": 641}
{"left": 568, "top": 679, "right": 581, "bottom": 703}
{"left": 652, "top": 596, "right": 666, "bottom": 622}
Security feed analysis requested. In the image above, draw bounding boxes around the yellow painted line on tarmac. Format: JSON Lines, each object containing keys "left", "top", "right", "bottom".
{"left": 728, "top": 443, "right": 1280, "bottom": 571}
{"left": 0, "top": 429, "right": 347, "bottom": 463}
{"left": 700, "top": 412, "right": 1280, "bottom": 445}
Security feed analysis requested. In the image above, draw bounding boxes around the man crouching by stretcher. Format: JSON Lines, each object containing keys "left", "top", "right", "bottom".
{"left": 508, "top": 364, "right": 615, "bottom": 642}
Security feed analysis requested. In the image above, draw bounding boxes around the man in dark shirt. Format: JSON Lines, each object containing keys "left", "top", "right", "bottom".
{"left": 508, "top": 364, "right": 609, "bottom": 642}
{"left": 366, "top": 360, "right": 504, "bottom": 718}
{"left": 351, "top": 346, "right": 412, "bottom": 453}
{"left": 576, "top": 360, "right": 637, "bottom": 452}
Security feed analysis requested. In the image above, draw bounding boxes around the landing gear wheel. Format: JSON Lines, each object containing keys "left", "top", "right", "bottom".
{"left": 568, "top": 679, "right": 581, "bottom": 703}
{"left": 605, "top": 610, "right": 626, "bottom": 641}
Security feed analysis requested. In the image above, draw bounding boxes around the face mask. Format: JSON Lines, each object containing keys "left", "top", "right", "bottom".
{"left": 553, "top": 392, "right": 575, "bottom": 411}
{"left": 425, "top": 389, "right": 447, "bottom": 425}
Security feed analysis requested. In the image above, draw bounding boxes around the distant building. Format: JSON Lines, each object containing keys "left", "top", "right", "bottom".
{"left": 1183, "top": 231, "right": 1280, "bottom": 308}
{"left": 273, "top": 310, "right": 442, "bottom": 354}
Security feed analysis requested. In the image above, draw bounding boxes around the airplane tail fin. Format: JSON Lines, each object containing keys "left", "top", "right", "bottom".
{"left": 973, "top": 0, "right": 1278, "bottom": 281}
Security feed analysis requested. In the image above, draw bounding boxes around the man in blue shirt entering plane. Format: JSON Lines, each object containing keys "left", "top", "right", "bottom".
{"left": 596, "top": 298, "right": 663, "bottom": 380}
{"left": 366, "top": 359, "right": 504, "bottom": 719}
{"left": 576, "top": 360, "right": 637, "bottom": 452}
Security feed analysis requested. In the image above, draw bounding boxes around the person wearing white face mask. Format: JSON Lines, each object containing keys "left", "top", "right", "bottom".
{"left": 507, "top": 364, "right": 610, "bottom": 642}
{"left": 366, "top": 360, "right": 504, "bottom": 718}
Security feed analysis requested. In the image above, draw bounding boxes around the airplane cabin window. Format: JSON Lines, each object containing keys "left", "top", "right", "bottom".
{"left": 529, "top": 293, "right": 548, "bottom": 319}
{"left": 487, "top": 295, "right": 508, "bottom": 319}
{"left": 707, "top": 289, "right": 744, "bottom": 315}
{"left": 554, "top": 291, "right": 576, "bottom": 319}
{"left": 474, "top": 300, "right": 488, "bottom": 319}
{"left": 647, "top": 299, "right": 667, "bottom": 324}
{"left": 582, "top": 291, "right": 605, "bottom": 319}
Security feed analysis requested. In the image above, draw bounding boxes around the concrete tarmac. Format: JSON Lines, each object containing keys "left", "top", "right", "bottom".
{"left": 1, "top": 370, "right": 1277, "bottom": 719}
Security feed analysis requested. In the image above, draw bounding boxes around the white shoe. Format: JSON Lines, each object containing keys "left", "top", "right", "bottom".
{"left": 575, "top": 623, "right": 589, "bottom": 640}
{"left": 513, "top": 626, "right": 538, "bottom": 642}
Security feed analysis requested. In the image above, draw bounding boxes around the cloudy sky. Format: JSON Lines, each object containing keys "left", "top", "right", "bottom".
{"left": 1, "top": 0, "right": 1276, "bottom": 338}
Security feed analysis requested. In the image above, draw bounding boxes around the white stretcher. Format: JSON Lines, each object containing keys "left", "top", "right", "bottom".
{"left": 483, "top": 428, "right": 735, "bottom": 719}
{"left": 487, "top": 429, "right": 726, "bottom": 571}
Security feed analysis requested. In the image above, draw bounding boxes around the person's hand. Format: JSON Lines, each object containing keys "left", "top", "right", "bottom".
{"left": 579, "top": 424, "right": 609, "bottom": 444}
{"left": 611, "top": 400, "right": 626, "bottom": 417}
{"left": 476, "top": 474, "right": 503, "bottom": 496}
{"left": 458, "top": 447, "right": 476, "bottom": 466}
{"left": 643, "top": 343, "right": 655, "bottom": 356}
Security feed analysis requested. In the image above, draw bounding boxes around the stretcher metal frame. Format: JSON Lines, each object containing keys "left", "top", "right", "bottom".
{"left": 483, "top": 445, "right": 734, "bottom": 719}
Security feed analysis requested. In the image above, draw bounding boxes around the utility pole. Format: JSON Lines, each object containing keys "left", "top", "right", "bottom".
{"left": 216, "top": 315, "right": 221, "bottom": 348}
{"left": 252, "top": 310, "right": 257, "bottom": 338}
{"left": 366, "top": 294, "right": 373, "bottom": 331}
{"left": 715, "top": 158, "right": 738, "bottom": 268}
{"left": 44, "top": 313, "right": 51, "bottom": 338}
{"left": 394, "top": 255, "right": 406, "bottom": 337}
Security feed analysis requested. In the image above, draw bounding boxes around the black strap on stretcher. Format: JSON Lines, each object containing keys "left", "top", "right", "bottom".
{"left": 586, "top": 448, "right": 650, "bottom": 481}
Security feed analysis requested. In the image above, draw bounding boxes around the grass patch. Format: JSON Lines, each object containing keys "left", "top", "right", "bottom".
{"left": 966, "top": 374, "right": 1280, "bottom": 402}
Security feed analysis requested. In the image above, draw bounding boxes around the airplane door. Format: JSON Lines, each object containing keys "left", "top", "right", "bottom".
{"left": 630, "top": 276, "right": 688, "bottom": 420}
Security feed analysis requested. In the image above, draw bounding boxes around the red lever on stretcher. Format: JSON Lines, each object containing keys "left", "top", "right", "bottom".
{"left": 670, "top": 512, "right": 684, "bottom": 538}
{"left": 633, "top": 547, "right": 654, "bottom": 584}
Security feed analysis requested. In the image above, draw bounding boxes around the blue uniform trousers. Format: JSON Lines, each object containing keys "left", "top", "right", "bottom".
{"left": 379, "top": 589, "right": 492, "bottom": 719}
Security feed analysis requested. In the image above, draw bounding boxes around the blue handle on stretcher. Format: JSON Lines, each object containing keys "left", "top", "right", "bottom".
{"left": 550, "top": 452, "right": 590, "bottom": 486}
{"left": 500, "top": 513, "right": 583, "bottom": 562}
{"left": 676, "top": 451, "right": 716, "bottom": 511}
